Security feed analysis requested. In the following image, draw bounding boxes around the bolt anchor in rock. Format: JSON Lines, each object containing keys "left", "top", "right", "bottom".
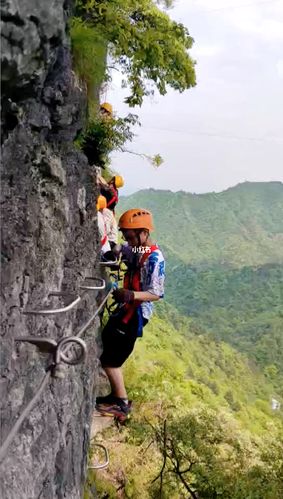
{"left": 15, "top": 336, "right": 87, "bottom": 378}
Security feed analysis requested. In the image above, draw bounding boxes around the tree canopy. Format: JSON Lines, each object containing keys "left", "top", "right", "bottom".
{"left": 75, "top": 0, "right": 196, "bottom": 106}
{"left": 150, "top": 408, "right": 283, "bottom": 498}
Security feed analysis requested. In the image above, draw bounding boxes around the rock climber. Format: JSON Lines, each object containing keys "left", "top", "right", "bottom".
{"left": 98, "top": 174, "right": 124, "bottom": 214}
{"left": 100, "top": 102, "right": 113, "bottom": 119}
{"left": 96, "top": 208, "right": 165, "bottom": 422}
{"left": 96, "top": 195, "right": 114, "bottom": 260}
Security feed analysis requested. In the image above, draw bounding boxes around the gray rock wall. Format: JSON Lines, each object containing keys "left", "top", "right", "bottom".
{"left": 1, "top": 1, "right": 103, "bottom": 497}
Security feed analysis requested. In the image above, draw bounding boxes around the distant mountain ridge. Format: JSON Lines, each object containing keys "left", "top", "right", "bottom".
{"left": 119, "top": 181, "right": 283, "bottom": 394}
{"left": 119, "top": 181, "right": 283, "bottom": 267}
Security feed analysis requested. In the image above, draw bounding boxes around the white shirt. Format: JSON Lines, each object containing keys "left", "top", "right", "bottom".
{"left": 97, "top": 211, "right": 111, "bottom": 254}
{"left": 121, "top": 244, "right": 165, "bottom": 320}
{"left": 102, "top": 208, "right": 118, "bottom": 244}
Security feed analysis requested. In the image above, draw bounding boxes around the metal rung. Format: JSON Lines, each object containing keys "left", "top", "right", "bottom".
{"left": 15, "top": 337, "right": 57, "bottom": 352}
{"left": 24, "top": 294, "right": 81, "bottom": 315}
{"left": 0, "top": 287, "right": 114, "bottom": 464}
{"left": 80, "top": 277, "right": 106, "bottom": 291}
{"left": 88, "top": 443, "right": 109, "bottom": 470}
{"left": 15, "top": 336, "right": 87, "bottom": 367}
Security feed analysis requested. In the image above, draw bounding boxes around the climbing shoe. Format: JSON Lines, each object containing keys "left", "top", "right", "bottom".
{"left": 95, "top": 400, "right": 132, "bottom": 424}
{"left": 96, "top": 394, "right": 129, "bottom": 405}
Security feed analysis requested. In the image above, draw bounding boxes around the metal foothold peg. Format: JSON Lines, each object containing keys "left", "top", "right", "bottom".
{"left": 88, "top": 443, "right": 109, "bottom": 470}
{"left": 23, "top": 294, "right": 81, "bottom": 315}
{"left": 15, "top": 337, "right": 58, "bottom": 353}
{"left": 80, "top": 277, "right": 106, "bottom": 291}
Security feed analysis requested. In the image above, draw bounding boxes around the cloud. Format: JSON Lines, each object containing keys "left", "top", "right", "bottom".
{"left": 107, "top": 0, "right": 283, "bottom": 194}
{"left": 183, "top": 0, "right": 283, "bottom": 42}
{"left": 232, "top": 14, "right": 283, "bottom": 42}
{"left": 276, "top": 60, "right": 283, "bottom": 79}
{"left": 192, "top": 44, "right": 224, "bottom": 58}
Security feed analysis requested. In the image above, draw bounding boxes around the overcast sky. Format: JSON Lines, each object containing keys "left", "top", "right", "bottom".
{"left": 105, "top": 0, "right": 283, "bottom": 195}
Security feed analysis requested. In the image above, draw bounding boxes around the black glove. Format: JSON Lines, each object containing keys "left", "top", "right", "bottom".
{"left": 112, "top": 288, "right": 135, "bottom": 303}
{"left": 102, "top": 251, "right": 116, "bottom": 262}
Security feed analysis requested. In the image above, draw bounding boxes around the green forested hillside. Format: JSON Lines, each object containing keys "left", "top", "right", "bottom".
{"left": 119, "top": 182, "right": 283, "bottom": 267}
{"left": 164, "top": 260, "right": 283, "bottom": 394}
{"left": 87, "top": 183, "right": 283, "bottom": 498}
{"left": 124, "top": 305, "right": 280, "bottom": 431}
{"left": 119, "top": 182, "right": 283, "bottom": 393}
{"left": 88, "top": 307, "right": 283, "bottom": 498}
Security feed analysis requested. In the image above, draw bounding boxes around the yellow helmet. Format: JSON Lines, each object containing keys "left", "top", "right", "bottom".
{"left": 113, "top": 175, "right": 124, "bottom": 189}
{"left": 96, "top": 195, "right": 107, "bottom": 211}
{"left": 118, "top": 208, "right": 154, "bottom": 232}
{"left": 100, "top": 102, "right": 113, "bottom": 115}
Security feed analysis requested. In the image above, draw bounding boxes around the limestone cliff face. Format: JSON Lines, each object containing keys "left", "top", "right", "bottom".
{"left": 1, "top": 1, "right": 103, "bottom": 497}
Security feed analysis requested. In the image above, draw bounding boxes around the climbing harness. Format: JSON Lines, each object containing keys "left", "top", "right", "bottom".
{"left": 100, "top": 184, "right": 118, "bottom": 211}
{"left": 106, "top": 187, "right": 118, "bottom": 210}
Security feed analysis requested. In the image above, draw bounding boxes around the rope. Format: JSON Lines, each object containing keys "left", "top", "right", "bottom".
{"left": 0, "top": 286, "right": 113, "bottom": 464}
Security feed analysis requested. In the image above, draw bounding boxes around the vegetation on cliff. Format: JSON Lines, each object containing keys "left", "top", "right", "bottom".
{"left": 73, "top": 0, "right": 196, "bottom": 107}
{"left": 70, "top": 0, "right": 196, "bottom": 170}
{"left": 86, "top": 306, "right": 283, "bottom": 498}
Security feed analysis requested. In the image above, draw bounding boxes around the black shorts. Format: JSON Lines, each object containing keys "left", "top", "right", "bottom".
{"left": 100, "top": 310, "right": 147, "bottom": 368}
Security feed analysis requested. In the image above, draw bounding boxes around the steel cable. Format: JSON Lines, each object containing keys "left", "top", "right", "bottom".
{"left": 0, "top": 285, "right": 113, "bottom": 464}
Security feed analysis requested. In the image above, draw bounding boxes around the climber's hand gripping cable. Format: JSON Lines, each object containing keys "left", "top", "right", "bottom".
{"left": 112, "top": 288, "right": 134, "bottom": 303}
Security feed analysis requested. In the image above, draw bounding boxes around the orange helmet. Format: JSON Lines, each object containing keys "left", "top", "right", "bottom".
{"left": 96, "top": 195, "right": 107, "bottom": 211}
{"left": 118, "top": 208, "right": 154, "bottom": 232}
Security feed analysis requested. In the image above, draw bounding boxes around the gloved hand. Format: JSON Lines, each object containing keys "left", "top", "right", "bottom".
{"left": 102, "top": 251, "right": 116, "bottom": 262}
{"left": 112, "top": 288, "right": 135, "bottom": 303}
{"left": 111, "top": 243, "right": 122, "bottom": 256}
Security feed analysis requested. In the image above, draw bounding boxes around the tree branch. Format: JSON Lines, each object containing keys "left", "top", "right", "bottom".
{"left": 169, "top": 438, "right": 199, "bottom": 499}
{"left": 177, "top": 470, "right": 199, "bottom": 499}
{"left": 151, "top": 420, "right": 168, "bottom": 498}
